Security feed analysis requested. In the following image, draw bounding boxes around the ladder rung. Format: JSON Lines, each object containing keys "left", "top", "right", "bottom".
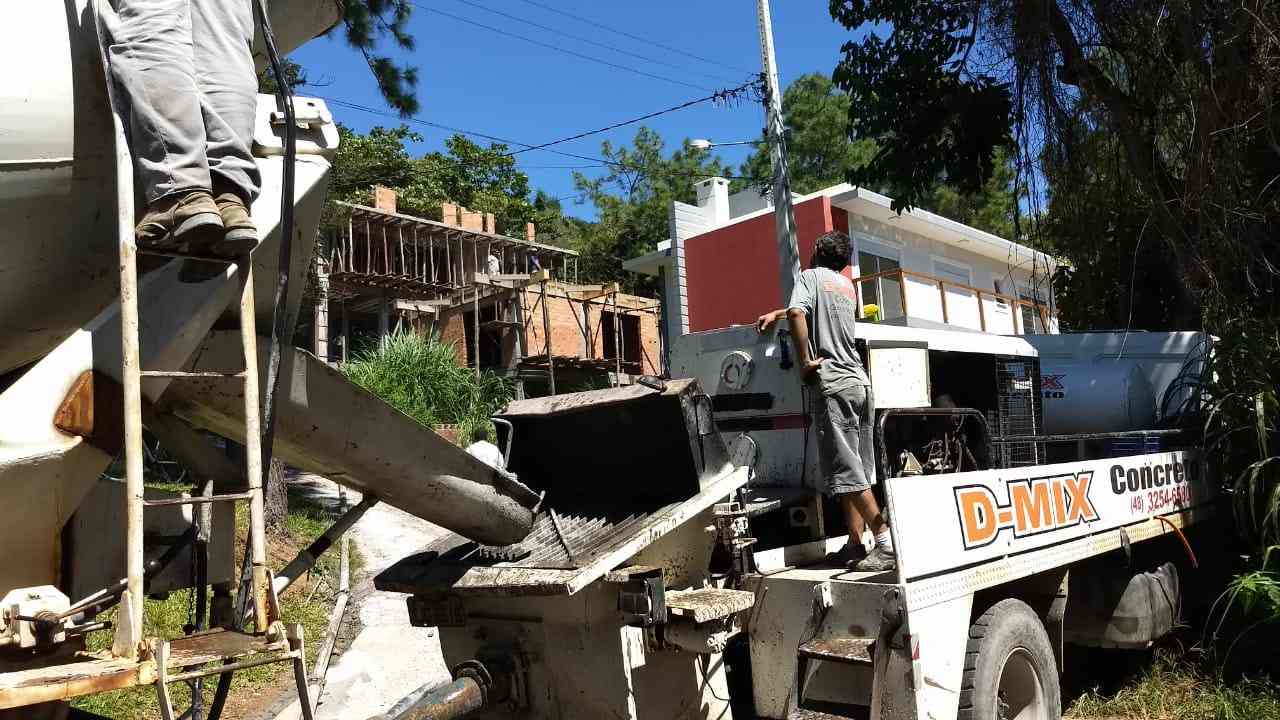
{"left": 140, "top": 370, "right": 246, "bottom": 379}
{"left": 137, "top": 248, "right": 244, "bottom": 263}
{"left": 163, "top": 648, "right": 299, "bottom": 684}
{"left": 144, "top": 492, "right": 254, "bottom": 508}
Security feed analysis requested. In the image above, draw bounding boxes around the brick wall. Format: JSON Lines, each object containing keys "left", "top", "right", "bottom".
{"left": 437, "top": 286, "right": 661, "bottom": 376}
{"left": 521, "top": 286, "right": 587, "bottom": 359}
{"left": 437, "top": 307, "right": 468, "bottom": 366}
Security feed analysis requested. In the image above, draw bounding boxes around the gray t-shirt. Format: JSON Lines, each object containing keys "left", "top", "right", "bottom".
{"left": 788, "top": 267, "right": 870, "bottom": 394}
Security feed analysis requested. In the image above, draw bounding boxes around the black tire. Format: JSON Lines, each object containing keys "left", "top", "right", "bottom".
{"left": 958, "top": 599, "right": 1062, "bottom": 720}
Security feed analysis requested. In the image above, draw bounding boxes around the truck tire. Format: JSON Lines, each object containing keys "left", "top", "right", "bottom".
{"left": 958, "top": 599, "right": 1061, "bottom": 720}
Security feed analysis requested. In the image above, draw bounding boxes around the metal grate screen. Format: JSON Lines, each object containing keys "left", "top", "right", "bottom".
{"left": 995, "top": 357, "right": 1043, "bottom": 467}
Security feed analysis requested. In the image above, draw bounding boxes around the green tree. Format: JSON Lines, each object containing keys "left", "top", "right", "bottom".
{"left": 924, "top": 148, "right": 1018, "bottom": 239}
{"left": 338, "top": 1, "right": 419, "bottom": 114}
{"left": 327, "top": 125, "right": 538, "bottom": 236}
{"left": 573, "top": 127, "right": 728, "bottom": 294}
{"left": 828, "top": 0, "right": 1280, "bottom": 597}
{"left": 739, "top": 73, "right": 877, "bottom": 195}
{"left": 739, "top": 73, "right": 1017, "bottom": 237}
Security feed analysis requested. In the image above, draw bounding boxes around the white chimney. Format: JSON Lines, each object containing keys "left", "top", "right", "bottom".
{"left": 694, "top": 177, "right": 730, "bottom": 225}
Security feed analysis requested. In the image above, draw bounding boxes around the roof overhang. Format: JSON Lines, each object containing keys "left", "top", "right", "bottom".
{"left": 623, "top": 240, "right": 672, "bottom": 277}
{"left": 830, "top": 187, "right": 1058, "bottom": 272}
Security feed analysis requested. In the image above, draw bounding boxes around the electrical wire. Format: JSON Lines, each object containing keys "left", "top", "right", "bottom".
{"left": 210, "top": 2, "right": 295, "bottom": 716}
{"left": 409, "top": 1, "right": 714, "bottom": 91}
{"left": 320, "top": 96, "right": 770, "bottom": 183}
{"left": 446, "top": 0, "right": 748, "bottom": 85}
{"left": 503, "top": 79, "right": 761, "bottom": 157}
{"left": 512, "top": 0, "right": 757, "bottom": 76}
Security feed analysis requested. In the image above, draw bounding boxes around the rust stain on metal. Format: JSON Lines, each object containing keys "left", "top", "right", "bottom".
{"left": 664, "top": 588, "right": 756, "bottom": 623}
{"left": 397, "top": 676, "right": 484, "bottom": 720}
{"left": 164, "top": 629, "right": 288, "bottom": 668}
{"left": 788, "top": 709, "right": 849, "bottom": 720}
{"left": 0, "top": 653, "right": 143, "bottom": 709}
{"left": 53, "top": 371, "right": 95, "bottom": 437}
{"left": 53, "top": 370, "right": 128, "bottom": 455}
{"left": 798, "top": 637, "right": 875, "bottom": 665}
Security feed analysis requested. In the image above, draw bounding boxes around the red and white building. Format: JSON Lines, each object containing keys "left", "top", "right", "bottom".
{"left": 626, "top": 178, "right": 1060, "bottom": 362}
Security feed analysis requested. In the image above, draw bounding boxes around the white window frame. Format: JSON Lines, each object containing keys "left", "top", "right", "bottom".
{"left": 853, "top": 235, "right": 903, "bottom": 319}
{"left": 930, "top": 255, "right": 974, "bottom": 288}
{"left": 1016, "top": 283, "right": 1049, "bottom": 334}
{"left": 853, "top": 234, "right": 902, "bottom": 275}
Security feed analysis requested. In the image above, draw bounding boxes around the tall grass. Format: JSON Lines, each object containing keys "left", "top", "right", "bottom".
{"left": 340, "top": 330, "right": 513, "bottom": 443}
{"left": 1068, "top": 648, "right": 1280, "bottom": 720}
{"left": 1199, "top": 313, "right": 1280, "bottom": 634}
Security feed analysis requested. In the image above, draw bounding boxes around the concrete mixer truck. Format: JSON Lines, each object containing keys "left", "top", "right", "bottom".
{"left": 0, "top": 2, "right": 546, "bottom": 717}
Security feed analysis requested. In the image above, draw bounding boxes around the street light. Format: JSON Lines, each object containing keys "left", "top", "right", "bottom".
{"left": 690, "top": 138, "right": 761, "bottom": 150}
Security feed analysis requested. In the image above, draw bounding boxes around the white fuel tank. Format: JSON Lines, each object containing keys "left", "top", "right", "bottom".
{"left": 1038, "top": 361, "right": 1157, "bottom": 435}
{"left": 1026, "top": 332, "right": 1210, "bottom": 435}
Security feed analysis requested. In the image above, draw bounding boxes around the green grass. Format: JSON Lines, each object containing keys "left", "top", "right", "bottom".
{"left": 72, "top": 484, "right": 362, "bottom": 719}
{"left": 340, "top": 329, "right": 513, "bottom": 444}
{"left": 1067, "top": 648, "right": 1280, "bottom": 719}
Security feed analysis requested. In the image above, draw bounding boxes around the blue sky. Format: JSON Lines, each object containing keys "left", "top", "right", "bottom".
{"left": 292, "top": 1, "right": 862, "bottom": 220}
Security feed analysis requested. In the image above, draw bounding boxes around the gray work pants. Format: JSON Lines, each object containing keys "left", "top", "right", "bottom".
{"left": 108, "top": 0, "right": 261, "bottom": 205}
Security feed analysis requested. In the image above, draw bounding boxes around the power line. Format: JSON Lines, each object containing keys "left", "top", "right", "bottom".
{"left": 409, "top": 2, "right": 713, "bottom": 92}
{"left": 321, "top": 95, "right": 769, "bottom": 183}
{"left": 447, "top": 0, "right": 747, "bottom": 86}
{"left": 504, "top": 79, "right": 761, "bottom": 157}
{"left": 513, "top": 0, "right": 757, "bottom": 76}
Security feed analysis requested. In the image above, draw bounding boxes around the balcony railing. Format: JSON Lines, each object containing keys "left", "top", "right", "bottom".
{"left": 851, "top": 268, "right": 1057, "bottom": 335}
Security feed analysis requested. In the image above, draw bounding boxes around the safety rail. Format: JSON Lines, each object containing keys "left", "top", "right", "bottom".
{"left": 850, "top": 268, "right": 1057, "bottom": 335}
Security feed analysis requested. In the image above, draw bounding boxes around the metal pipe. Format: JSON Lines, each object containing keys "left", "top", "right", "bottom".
{"left": 238, "top": 261, "right": 270, "bottom": 633}
{"left": 990, "top": 429, "right": 1184, "bottom": 444}
{"left": 272, "top": 494, "right": 379, "bottom": 596}
{"left": 378, "top": 677, "right": 486, "bottom": 720}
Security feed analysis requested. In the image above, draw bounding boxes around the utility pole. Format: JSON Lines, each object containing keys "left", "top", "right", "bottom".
{"left": 757, "top": 0, "right": 801, "bottom": 306}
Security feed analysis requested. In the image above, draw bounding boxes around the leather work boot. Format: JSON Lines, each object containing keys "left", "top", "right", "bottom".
{"left": 135, "top": 190, "right": 223, "bottom": 252}
{"left": 209, "top": 191, "right": 258, "bottom": 257}
{"left": 179, "top": 191, "right": 257, "bottom": 282}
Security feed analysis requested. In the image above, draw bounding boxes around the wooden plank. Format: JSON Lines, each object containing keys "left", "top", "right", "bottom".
{"left": 575, "top": 283, "right": 620, "bottom": 301}
{"left": 393, "top": 300, "right": 437, "bottom": 314}
{"left": 0, "top": 654, "right": 146, "bottom": 709}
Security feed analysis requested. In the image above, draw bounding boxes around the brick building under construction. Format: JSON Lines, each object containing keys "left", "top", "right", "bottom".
{"left": 303, "top": 188, "right": 661, "bottom": 395}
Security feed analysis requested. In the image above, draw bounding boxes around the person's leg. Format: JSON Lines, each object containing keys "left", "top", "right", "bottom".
{"left": 815, "top": 389, "right": 863, "bottom": 564}
{"left": 109, "top": 0, "right": 221, "bottom": 247}
{"left": 840, "top": 493, "right": 866, "bottom": 548}
{"left": 852, "top": 384, "right": 896, "bottom": 571}
{"left": 849, "top": 488, "right": 887, "bottom": 537}
{"left": 822, "top": 388, "right": 873, "bottom": 565}
{"left": 190, "top": 0, "right": 260, "bottom": 252}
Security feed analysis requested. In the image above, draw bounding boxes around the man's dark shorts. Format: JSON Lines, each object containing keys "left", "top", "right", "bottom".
{"left": 814, "top": 384, "right": 875, "bottom": 496}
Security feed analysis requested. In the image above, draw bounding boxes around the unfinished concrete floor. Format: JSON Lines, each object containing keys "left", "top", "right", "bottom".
{"left": 284, "top": 473, "right": 451, "bottom": 719}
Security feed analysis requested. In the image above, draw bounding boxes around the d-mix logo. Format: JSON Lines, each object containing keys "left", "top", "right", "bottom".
{"left": 954, "top": 472, "right": 1099, "bottom": 549}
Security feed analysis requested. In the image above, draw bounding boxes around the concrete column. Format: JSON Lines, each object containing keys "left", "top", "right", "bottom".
{"left": 341, "top": 301, "right": 350, "bottom": 363}
{"left": 378, "top": 293, "right": 391, "bottom": 342}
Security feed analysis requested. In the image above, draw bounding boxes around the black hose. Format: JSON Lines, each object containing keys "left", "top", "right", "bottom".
{"left": 210, "top": 2, "right": 295, "bottom": 717}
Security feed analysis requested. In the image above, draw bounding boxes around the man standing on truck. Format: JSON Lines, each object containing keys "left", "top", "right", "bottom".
{"left": 757, "top": 231, "right": 895, "bottom": 571}
{"left": 109, "top": 0, "right": 260, "bottom": 261}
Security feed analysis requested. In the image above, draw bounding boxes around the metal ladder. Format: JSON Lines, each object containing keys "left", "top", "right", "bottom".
{"left": 113, "top": 249, "right": 313, "bottom": 720}
{"left": 94, "top": 1, "right": 312, "bottom": 714}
